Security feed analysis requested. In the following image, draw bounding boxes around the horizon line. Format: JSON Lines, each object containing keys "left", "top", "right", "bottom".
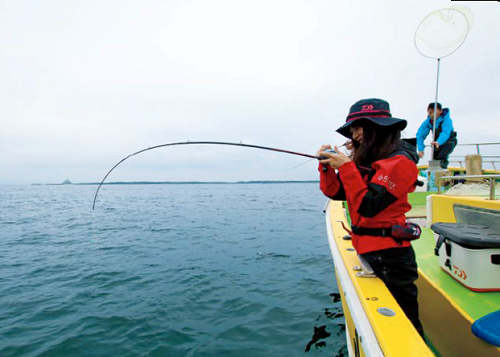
{"left": 29, "top": 180, "right": 320, "bottom": 186}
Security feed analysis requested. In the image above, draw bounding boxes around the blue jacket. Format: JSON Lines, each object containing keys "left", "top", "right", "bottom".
{"left": 416, "top": 108, "right": 454, "bottom": 152}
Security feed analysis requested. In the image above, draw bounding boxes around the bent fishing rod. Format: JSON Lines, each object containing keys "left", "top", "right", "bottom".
{"left": 92, "top": 141, "right": 330, "bottom": 210}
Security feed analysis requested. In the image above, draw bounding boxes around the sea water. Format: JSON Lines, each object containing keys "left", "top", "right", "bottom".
{"left": 0, "top": 183, "right": 346, "bottom": 357}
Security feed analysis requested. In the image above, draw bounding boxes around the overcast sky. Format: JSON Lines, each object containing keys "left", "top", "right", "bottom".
{"left": 1, "top": 0, "right": 499, "bottom": 184}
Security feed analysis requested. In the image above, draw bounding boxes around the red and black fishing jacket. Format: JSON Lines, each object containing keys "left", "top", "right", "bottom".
{"left": 319, "top": 143, "right": 419, "bottom": 254}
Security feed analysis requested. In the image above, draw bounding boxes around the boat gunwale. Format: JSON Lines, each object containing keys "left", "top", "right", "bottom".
{"left": 326, "top": 200, "right": 433, "bottom": 356}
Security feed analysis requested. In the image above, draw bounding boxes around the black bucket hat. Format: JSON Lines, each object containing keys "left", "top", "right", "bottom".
{"left": 336, "top": 98, "right": 407, "bottom": 138}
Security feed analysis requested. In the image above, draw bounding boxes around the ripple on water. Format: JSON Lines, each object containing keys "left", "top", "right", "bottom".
{"left": 0, "top": 183, "right": 345, "bottom": 356}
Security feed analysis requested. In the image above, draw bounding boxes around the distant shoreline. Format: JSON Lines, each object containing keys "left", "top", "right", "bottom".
{"left": 31, "top": 180, "right": 320, "bottom": 186}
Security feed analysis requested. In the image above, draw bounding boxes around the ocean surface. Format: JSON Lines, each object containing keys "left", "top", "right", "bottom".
{"left": 0, "top": 183, "right": 346, "bottom": 357}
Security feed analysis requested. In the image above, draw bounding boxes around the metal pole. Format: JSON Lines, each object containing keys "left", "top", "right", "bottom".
{"left": 433, "top": 58, "right": 441, "bottom": 159}
{"left": 323, "top": 199, "right": 330, "bottom": 213}
{"left": 490, "top": 178, "right": 496, "bottom": 200}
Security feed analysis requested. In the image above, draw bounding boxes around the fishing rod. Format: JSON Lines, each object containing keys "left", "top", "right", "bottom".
{"left": 92, "top": 141, "right": 328, "bottom": 210}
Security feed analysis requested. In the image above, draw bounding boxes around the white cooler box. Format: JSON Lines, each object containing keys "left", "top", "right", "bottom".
{"left": 431, "top": 223, "right": 500, "bottom": 292}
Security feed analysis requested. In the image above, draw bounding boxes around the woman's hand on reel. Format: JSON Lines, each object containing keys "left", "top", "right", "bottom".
{"left": 317, "top": 145, "right": 352, "bottom": 169}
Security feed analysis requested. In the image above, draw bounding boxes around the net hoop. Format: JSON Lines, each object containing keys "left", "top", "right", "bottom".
{"left": 414, "top": 7, "right": 470, "bottom": 60}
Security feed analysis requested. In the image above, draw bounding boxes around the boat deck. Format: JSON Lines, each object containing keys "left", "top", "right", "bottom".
{"left": 409, "top": 194, "right": 500, "bottom": 356}
{"left": 409, "top": 192, "right": 500, "bottom": 321}
{"left": 414, "top": 228, "right": 500, "bottom": 321}
{"left": 335, "top": 192, "right": 500, "bottom": 356}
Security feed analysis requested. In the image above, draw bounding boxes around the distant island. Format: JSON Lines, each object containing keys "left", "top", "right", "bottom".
{"left": 32, "top": 180, "right": 319, "bottom": 186}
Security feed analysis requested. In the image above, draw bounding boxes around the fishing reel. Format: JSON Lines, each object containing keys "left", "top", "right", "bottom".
{"left": 318, "top": 149, "right": 338, "bottom": 172}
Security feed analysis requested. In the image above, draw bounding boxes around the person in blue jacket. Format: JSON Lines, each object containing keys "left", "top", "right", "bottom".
{"left": 416, "top": 102, "right": 457, "bottom": 169}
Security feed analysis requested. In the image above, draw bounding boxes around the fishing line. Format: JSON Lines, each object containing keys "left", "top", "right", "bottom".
{"left": 284, "top": 158, "right": 316, "bottom": 173}
{"left": 92, "top": 141, "right": 325, "bottom": 210}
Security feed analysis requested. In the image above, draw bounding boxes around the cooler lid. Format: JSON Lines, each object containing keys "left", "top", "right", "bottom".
{"left": 431, "top": 223, "right": 500, "bottom": 249}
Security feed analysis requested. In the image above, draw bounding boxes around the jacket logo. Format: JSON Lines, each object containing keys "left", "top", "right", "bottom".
{"left": 378, "top": 175, "right": 396, "bottom": 190}
{"left": 362, "top": 105, "right": 374, "bottom": 111}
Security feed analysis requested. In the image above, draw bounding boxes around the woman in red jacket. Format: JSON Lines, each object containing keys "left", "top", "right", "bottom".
{"left": 318, "top": 98, "right": 423, "bottom": 336}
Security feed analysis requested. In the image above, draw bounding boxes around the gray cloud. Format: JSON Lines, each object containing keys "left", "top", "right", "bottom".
{"left": 1, "top": 0, "right": 499, "bottom": 184}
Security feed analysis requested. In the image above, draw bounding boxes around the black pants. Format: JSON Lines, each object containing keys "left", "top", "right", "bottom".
{"left": 361, "top": 247, "right": 424, "bottom": 336}
{"left": 433, "top": 137, "right": 458, "bottom": 169}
